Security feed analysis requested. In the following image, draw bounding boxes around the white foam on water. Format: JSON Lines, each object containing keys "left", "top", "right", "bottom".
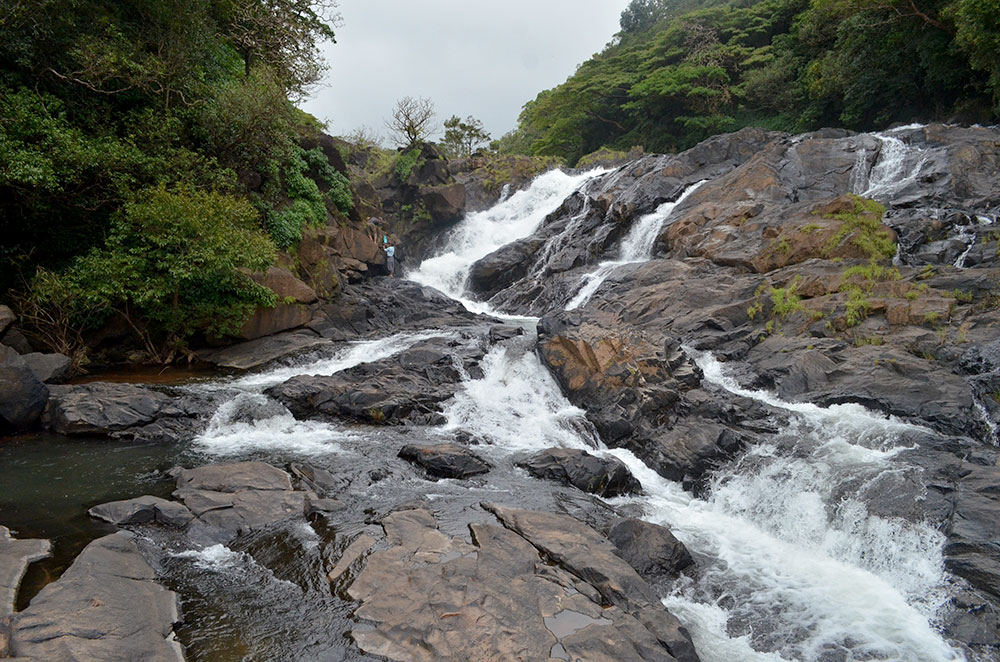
{"left": 174, "top": 544, "right": 248, "bottom": 571}
{"left": 855, "top": 131, "right": 929, "bottom": 200}
{"left": 442, "top": 344, "right": 599, "bottom": 453}
{"left": 228, "top": 330, "right": 454, "bottom": 391}
{"left": 409, "top": 167, "right": 608, "bottom": 311}
{"left": 565, "top": 181, "right": 704, "bottom": 310}
{"left": 193, "top": 393, "right": 353, "bottom": 456}
{"left": 442, "top": 335, "right": 961, "bottom": 661}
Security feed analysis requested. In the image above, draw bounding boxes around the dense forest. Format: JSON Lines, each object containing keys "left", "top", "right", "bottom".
{"left": 0, "top": 0, "right": 349, "bottom": 359}
{"left": 504, "top": 0, "right": 1000, "bottom": 164}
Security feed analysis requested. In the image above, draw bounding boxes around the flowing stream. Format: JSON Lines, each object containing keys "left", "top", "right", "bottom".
{"left": 0, "top": 155, "right": 977, "bottom": 661}
{"left": 565, "top": 180, "right": 705, "bottom": 310}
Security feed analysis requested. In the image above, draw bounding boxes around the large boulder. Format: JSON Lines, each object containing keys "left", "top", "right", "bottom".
{"left": 518, "top": 447, "right": 641, "bottom": 497}
{"left": 419, "top": 182, "right": 466, "bottom": 224}
{"left": 20, "top": 352, "right": 72, "bottom": 384}
{"left": 266, "top": 336, "right": 487, "bottom": 426}
{"left": 10, "top": 533, "right": 183, "bottom": 661}
{"left": 398, "top": 443, "right": 490, "bottom": 479}
{"left": 42, "top": 382, "right": 180, "bottom": 435}
{"left": 0, "top": 306, "right": 15, "bottom": 336}
{"left": 607, "top": 518, "right": 694, "bottom": 582}
{"left": 0, "top": 344, "right": 49, "bottom": 429}
{"left": 537, "top": 309, "right": 701, "bottom": 445}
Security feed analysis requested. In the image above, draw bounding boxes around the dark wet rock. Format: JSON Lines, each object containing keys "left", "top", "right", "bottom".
{"left": 196, "top": 330, "right": 332, "bottom": 370}
{"left": 746, "top": 338, "right": 980, "bottom": 437}
{"left": 307, "top": 279, "right": 485, "bottom": 341}
{"left": 346, "top": 506, "right": 697, "bottom": 662}
{"left": 19, "top": 351, "right": 72, "bottom": 384}
{"left": 0, "top": 526, "right": 50, "bottom": 617}
{"left": 289, "top": 462, "right": 349, "bottom": 496}
{"left": 632, "top": 418, "right": 750, "bottom": 487}
{"left": 42, "top": 382, "right": 187, "bottom": 436}
{"left": 0, "top": 344, "right": 49, "bottom": 430}
{"left": 943, "top": 464, "right": 1000, "bottom": 600}
{"left": 10, "top": 532, "right": 183, "bottom": 661}
{"left": 398, "top": 443, "right": 490, "bottom": 479}
{"left": 0, "top": 327, "right": 33, "bottom": 355}
{"left": 519, "top": 447, "right": 641, "bottom": 498}
{"left": 172, "top": 462, "right": 308, "bottom": 543}
{"left": 0, "top": 306, "right": 14, "bottom": 336}
{"left": 88, "top": 495, "right": 194, "bottom": 528}
{"left": 267, "top": 335, "right": 487, "bottom": 425}
{"left": 607, "top": 518, "right": 694, "bottom": 582}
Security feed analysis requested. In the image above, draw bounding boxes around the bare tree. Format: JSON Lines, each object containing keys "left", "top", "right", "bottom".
{"left": 385, "top": 96, "right": 438, "bottom": 147}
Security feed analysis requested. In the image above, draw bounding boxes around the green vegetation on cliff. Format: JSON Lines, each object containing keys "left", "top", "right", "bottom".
{"left": 506, "top": 0, "right": 1000, "bottom": 164}
{"left": 0, "top": 0, "right": 342, "bottom": 355}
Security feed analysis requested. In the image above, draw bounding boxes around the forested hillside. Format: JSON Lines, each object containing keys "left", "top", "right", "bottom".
{"left": 0, "top": 0, "right": 348, "bottom": 357}
{"left": 506, "top": 0, "right": 1000, "bottom": 164}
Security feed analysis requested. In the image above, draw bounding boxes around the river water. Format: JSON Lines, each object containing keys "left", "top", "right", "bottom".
{"left": 0, "top": 135, "right": 982, "bottom": 661}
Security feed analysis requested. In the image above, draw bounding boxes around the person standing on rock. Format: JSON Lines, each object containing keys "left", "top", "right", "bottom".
{"left": 383, "top": 235, "right": 397, "bottom": 278}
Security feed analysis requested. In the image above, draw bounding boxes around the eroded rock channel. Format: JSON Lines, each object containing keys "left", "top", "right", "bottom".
{"left": 2, "top": 124, "right": 999, "bottom": 662}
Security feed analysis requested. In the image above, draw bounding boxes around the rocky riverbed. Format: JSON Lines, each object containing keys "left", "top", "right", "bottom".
{"left": 1, "top": 123, "right": 999, "bottom": 661}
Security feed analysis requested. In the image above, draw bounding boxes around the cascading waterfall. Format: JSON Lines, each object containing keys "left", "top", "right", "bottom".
{"left": 412, "top": 166, "right": 964, "bottom": 660}
{"left": 441, "top": 337, "right": 963, "bottom": 661}
{"left": 408, "top": 167, "right": 608, "bottom": 314}
{"left": 189, "top": 331, "right": 452, "bottom": 455}
{"left": 565, "top": 181, "right": 705, "bottom": 310}
{"left": 853, "top": 125, "right": 929, "bottom": 200}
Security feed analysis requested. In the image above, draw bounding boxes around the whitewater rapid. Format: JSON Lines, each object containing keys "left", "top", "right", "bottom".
{"left": 182, "top": 158, "right": 966, "bottom": 661}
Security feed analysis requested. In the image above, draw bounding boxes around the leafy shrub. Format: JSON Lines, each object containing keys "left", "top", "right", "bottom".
{"left": 33, "top": 185, "right": 277, "bottom": 356}
{"left": 394, "top": 147, "right": 423, "bottom": 181}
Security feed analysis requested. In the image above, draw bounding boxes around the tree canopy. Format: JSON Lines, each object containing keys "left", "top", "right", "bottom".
{"left": 505, "top": 0, "right": 999, "bottom": 164}
{"left": 0, "top": 0, "right": 344, "bottom": 357}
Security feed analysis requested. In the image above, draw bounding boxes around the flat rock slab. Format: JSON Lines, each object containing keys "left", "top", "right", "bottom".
{"left": 346, "top": 507, "right": 692, "bottom": 662}
{"left": 0, "top": 344, "right": 49, "bottom": 429}
{"left": 10, "top": 532, "right": 183, "bottom": 661}
{"left": 0, "top": 526, "right": 51, "bottom": 617}
{"left": 174, "top": 461, "right": 293, "bottom": 492}
{"left": 196, "top": 331, "right": 332, "bottom": 370}
{"left": 173, "top": 462, "right": 307, "bottom": 542}
{"left": 43, "top": 382, "right": 181, "bottom": 435}
{"left": 88, "top": 495, "right": 194, "bottom": 528}
{"left": 398, "top": 443, "right": 491, "bottom": 479}
{"left": 519, "top": 447, "right": 641, "bottom": 497}
{"left": 484, "top": 504, "right": 699, "bottom": 662}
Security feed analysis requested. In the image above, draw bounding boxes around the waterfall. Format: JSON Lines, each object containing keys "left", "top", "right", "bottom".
{"left": 441, "top": 339, "right": 963, "bottom": 661}
{"left": 853, "top": 126, "right": 928, "bottom": 201}
{"left": 565, "top": 180, "right": 704, "bottom": 310}
{"left": 408, "top": 167, "right": 608, "bottom": 313}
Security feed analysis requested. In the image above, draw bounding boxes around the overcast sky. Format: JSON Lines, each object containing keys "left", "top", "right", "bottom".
{"left": 298, "top": 0, "right": 632, "bottom": 144}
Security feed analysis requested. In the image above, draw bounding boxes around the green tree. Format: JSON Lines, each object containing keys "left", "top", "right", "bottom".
{"left": 36, "top": 185, "right": 277, "bottom": 359}
{"left": 440, "top": 115, "right": 492, "bottom": 158}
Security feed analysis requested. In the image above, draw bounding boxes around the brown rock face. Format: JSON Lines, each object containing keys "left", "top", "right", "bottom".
{"left": 344, "top": 506, "right": 698, "bottom": 662}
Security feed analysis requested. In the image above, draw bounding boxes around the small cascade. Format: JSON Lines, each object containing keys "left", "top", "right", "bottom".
{"left": 408, "top": 167, "right": 608, "bottom": 311}
{"left": 852, "top": 126, "right": 928, "bottom": 201}
{"left": 565, "top": 181, "right": 704, "bottom": 310}
{"left": 188, "top": 331, "right": 450, "bottom": 455}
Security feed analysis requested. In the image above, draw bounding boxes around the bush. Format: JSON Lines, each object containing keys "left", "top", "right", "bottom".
{"left": 34, "top": 185, "right": 277, "bottom": 357}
